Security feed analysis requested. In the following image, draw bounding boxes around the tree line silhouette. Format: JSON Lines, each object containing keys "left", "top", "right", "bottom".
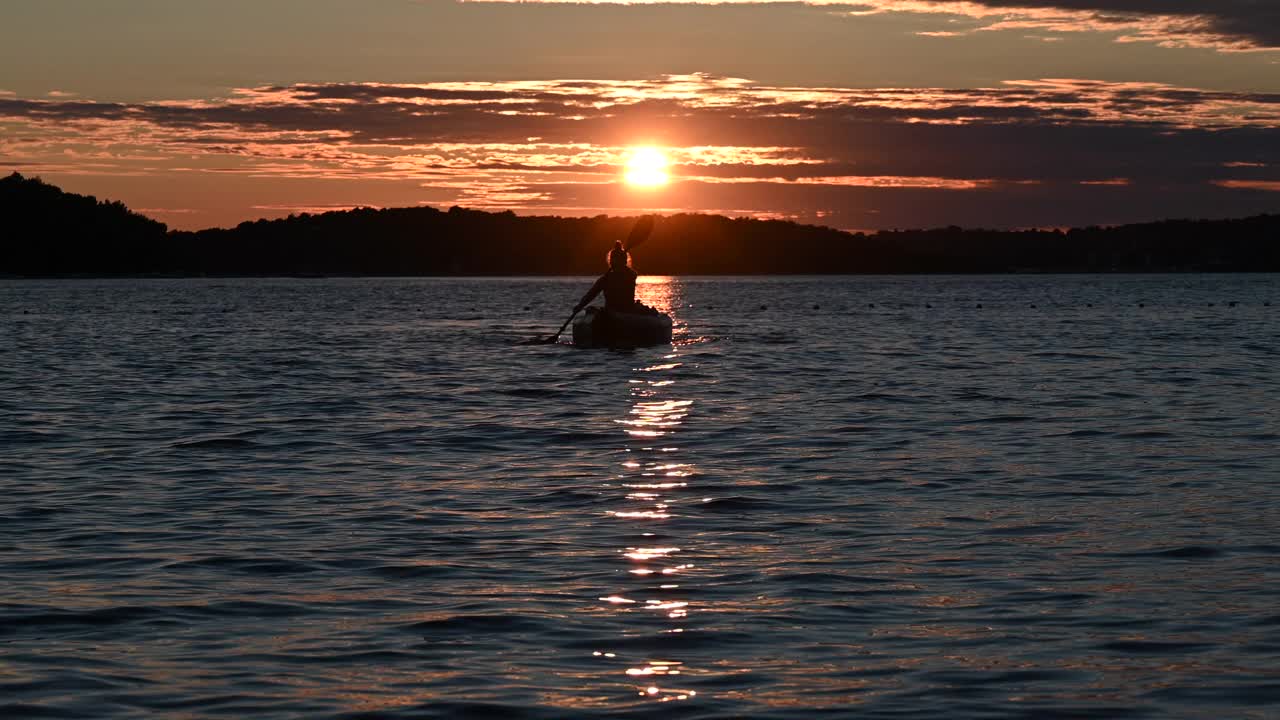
{"left": 3, "top": 172, "right": 1277, "bottom": 276}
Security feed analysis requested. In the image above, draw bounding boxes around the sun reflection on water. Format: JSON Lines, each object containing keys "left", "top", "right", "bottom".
{"left": 591, "top": 277, "right": 704, "bottom": 705}
{"left": 635, "top": 275, "right": 677, "bottom": 318}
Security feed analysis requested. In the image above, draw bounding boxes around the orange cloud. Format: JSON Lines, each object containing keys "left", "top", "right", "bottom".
{"left": 2, "top": 74, "right": 1275, "bottom": 229}
{"left": 1213, "top": 180, "right": 1280, "bottom": 192}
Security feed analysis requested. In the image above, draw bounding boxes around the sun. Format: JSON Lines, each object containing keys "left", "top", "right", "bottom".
{"left": 623, "top": 146, "right": 671, "bottom": 188}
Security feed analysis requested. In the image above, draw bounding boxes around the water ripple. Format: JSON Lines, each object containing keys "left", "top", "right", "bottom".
{"left": 1, "top": 275, "right": 1278, "bottom": 718}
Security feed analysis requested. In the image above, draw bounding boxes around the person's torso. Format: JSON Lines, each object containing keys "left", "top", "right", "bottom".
{"left": 603, "top": 267, "right": 637, "bottom": 310}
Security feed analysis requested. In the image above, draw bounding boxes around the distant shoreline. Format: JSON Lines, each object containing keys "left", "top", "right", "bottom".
{"left": 5, "top": 172, "right": 1278, "bottom": 276}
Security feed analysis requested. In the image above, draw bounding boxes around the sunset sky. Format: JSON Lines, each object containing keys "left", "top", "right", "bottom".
{"left": 2, "top": 0, "right": 1277, "bottom": 231}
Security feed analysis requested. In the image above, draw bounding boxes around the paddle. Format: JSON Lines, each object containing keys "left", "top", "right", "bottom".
{"left": 536, "top": 309, "right": 581, "bottom": 346}
{"left": 530, "top": 215, "right": 656, "bottom": 344}
{"left": 624, "top": 214, "right": 655, "bottom": 252}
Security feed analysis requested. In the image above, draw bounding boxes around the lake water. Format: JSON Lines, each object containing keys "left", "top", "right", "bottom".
{"left": 3, "top": 275, "right": 1279, "bottom": 719}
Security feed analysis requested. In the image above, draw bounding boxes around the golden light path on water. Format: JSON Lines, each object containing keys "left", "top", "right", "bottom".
{"left": 596, "top": 277, "right": 701, "bottom": 704}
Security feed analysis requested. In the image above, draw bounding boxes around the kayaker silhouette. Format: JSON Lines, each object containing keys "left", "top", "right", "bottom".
{"left": 531, "top": 215, "right": 668, "bottom": 345}
{"left": 574, "top": 241, "right": 640, "bottom": 315}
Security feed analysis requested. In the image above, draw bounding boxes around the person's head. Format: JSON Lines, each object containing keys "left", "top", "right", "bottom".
{"left": 608, "top": 240, "right": 631, "bottom": 269}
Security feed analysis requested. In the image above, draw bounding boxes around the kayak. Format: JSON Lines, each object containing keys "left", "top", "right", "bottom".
{"left": 573, "top": 306, "right": 673, "bottom": 348}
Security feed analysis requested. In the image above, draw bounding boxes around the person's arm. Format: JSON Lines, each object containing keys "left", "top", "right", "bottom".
{"left": 574, "top": 275, "right": 606, "bottom": 313}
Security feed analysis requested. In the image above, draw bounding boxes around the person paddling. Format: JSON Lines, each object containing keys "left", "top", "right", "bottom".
{"left": 574, "top": 241, "right": 640, "bottom": 315}
{"left": 530, "top": 216, "right": 656, "bottom": 344}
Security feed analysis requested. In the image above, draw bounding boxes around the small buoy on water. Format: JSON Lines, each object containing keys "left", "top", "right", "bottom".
{"left": 1208, "top": 303, "right": 1215, "bottom": 307}
{"left": 976, "top": 304, "right": 983, "bottom": 309}
{"left": 1086, "top": 303, "right": 1093, "bottom": 308}
{"left": 868, "top": 303, "right": 876, "bottom": 309}
{"left": 925, "top": 303, "right": 932, "bottom": 309}
{"left": 813, "top": 304, "right": 820, "bottom": 310}
{"left": 1229, "top": 301, "right": 1239, "bottom": 307}
{"left": 760, "top": 305, "right": 768, "bottom": 310}
{"left": 523, "top": 305, "right": 531, "bottom": 311}
{"left": 1030, "top": 304, "right": 1037, "bottom": 308}
{"left": 1138, "top": 303, "right": 1145, "bottom": 308}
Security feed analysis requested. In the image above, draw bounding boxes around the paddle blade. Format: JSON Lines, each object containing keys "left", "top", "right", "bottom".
{"left": 625, "top": 215, "right": 655, "bottom": 250}
{"left": 523, "top": 308, "right": 580, "bottom": 345}
{"left": 519, "top": 334, "right": 562, "bottom": 345}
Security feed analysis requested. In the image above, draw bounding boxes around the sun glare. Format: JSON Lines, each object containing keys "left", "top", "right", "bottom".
{"left": 624, "top": 147, "right": 671, "bottom": 188}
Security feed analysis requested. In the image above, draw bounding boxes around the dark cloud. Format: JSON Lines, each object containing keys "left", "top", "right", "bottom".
{"left": 849, "top": 0, "right": 1280, "bottom": 49}
{"left": 970, "top": 1, "right": 1280, "bottom": 47}
{"left": 469, "top": 0, "right": 1280, "bottom": 50}
{"left": 529, "top": 175, "right": 1280, "bottom": 229}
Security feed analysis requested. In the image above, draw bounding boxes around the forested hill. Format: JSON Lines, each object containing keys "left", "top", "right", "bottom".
{"left": 2, "top": 172, "right": 169, "bottom": 275}
{"left": 2, "top": 172, "right": 1278, "bottom": 276}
